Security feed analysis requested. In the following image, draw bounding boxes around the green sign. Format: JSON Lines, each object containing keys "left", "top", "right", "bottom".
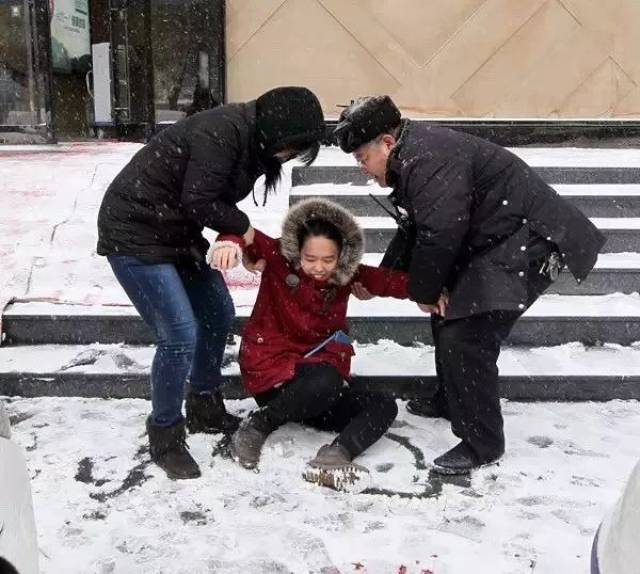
{"left": 50, "top": 0, "right": 90, "bottom": 73}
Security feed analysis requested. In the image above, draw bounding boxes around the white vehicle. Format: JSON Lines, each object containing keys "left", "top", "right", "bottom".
{"left": 0, "top": 401, "right": 39, "bottom": 574}
{"left": 592, "top": 459, "right": 640, "bottom": 574}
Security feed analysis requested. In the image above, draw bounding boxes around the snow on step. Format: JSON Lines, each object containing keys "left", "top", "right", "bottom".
{"left": 292, "top": 183, "right": 640, "bottom": 197}
{"left": 6, "top": 292, "right": 640, "bottom": 320}
{"left": 3, "top": 341, "right": 640, "bottom": 378}
{"left": 553, "top": 184, "right": 640, "bottom": 196}
{"left": 362, "top": 252, "right": 640, "bottom": 270}
{"left": 354, "top": 216, "right": 640, "bottom": 231}
{"left": 311, "top": 146, "right": 640, "bottom": 167}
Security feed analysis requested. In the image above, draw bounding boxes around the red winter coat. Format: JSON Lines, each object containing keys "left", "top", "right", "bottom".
{"left": 219, "top": 199, "right": 409, "bottom": 395}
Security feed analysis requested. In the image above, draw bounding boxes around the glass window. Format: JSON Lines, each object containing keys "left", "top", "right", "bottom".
{"left": 0, "top": 0, "right": 47, "bottom": 126}
{"left": 151, "top": 0, "right": 223, "bottom": 124}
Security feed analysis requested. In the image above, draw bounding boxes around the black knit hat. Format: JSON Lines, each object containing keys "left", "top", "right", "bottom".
{"left": 256, "top": 86, "right": 325, "bottom": 157}
{"left": 334, "top": 96, "right": 401, "bottom": 153}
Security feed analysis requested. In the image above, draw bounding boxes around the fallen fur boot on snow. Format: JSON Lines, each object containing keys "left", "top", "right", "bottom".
{"left": 229, "top": 416, "right": 270, "bottom": 470}
{"left": 186, "top": 390, "right": 240, "bottom": 434}
{"left": 303, "top": 444, "right": 371, "bottom": 493}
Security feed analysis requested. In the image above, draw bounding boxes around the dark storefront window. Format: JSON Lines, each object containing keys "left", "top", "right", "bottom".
{"left": 0, "top": 0, "right": 225, "bottom": 140}
{"left": 151, "top": 0, "right": 224, "bottom": 124}
{"left": 49, "top": 0, "right": 92, "bottom": 137}
{"left": 0, "top": 0, "right": 49, "bottom": 128}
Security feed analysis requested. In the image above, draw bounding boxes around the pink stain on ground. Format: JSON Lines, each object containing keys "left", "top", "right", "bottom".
{"left": 0, "top": 141, "right": 134, "bottom": 161}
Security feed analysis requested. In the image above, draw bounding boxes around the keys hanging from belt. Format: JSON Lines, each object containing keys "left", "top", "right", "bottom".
{"left": 538, "top": 252, "right": 563, "bottom": 281}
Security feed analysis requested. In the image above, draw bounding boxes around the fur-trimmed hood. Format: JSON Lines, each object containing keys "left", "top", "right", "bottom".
{"left": 280, "top": 198, "right": 364, "bottom": 286}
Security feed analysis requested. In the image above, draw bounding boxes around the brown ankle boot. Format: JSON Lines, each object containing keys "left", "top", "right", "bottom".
{"left": 146, "top": 417, "right": 201, "bottom": 480}
{"left": 186, "top": 390, "right": 240, "bottom": 434}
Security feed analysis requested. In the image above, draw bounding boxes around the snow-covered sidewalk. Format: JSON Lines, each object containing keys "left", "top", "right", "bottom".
{"left": 5, "top": 396, "right": 639, "bottom": 574}
{"left": 3, "top": 143, "right": 640, "bottom": 311}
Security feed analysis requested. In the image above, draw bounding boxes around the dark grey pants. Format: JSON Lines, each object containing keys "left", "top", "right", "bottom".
{"left": 431, "top": 262, "right": 553, "bottom": 461}
{"left": 253, "top": 363, "right": 398, "bottom": 458}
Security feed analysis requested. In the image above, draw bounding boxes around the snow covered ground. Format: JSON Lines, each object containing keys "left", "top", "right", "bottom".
{"left": 2, "top": 143, "right": 640, "bottom": 573}
{"left": 3, "top": 396, "right": 638, "bottom": 574}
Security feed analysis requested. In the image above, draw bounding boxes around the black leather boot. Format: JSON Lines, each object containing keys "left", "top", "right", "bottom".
{"left": 432, "top": 441, "right": 502, "bottom": 475}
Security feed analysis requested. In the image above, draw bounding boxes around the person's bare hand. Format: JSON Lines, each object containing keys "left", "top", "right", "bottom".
{"left": 439, "top": 291, "right": 449, "bottom": 315}
{"left": 417, "top": 292, "right": 449, "bottom": 316}
{"left": 351, "top": 282, "right": 375, "bottom": 300}
{"left": 418, "top": 302, "right": 439, "bottom": 315}
{"left": 242, "top": 225, "right": 255, "bottom": 246}
{"left": 242, "top": 251, "right": 266, "bottom": 274}
{"left": 213, "top": 246, "right": 239, "bottom": 271}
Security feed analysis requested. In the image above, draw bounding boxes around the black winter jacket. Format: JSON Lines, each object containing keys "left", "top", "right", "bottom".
{"left": 97, "top": 103, "right": 262, "bottom": 263}
{"left": 382, "top": 122, "right": 606, "bottom": 319}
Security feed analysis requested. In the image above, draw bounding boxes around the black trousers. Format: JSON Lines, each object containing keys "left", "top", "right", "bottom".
{"left": 252, "top": 363, "right": 398, "bottom": 458}
{"left": 431, "top": 263, "right": 552, "bottom": 462}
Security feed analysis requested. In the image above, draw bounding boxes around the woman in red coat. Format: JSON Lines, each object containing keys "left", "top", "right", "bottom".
{"left": 210, "top": 198, "right": 412, "bottom": 491}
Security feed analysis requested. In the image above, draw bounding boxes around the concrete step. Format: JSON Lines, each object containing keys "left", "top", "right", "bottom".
{"left": 290, "top": 184, "right": 640, "bottom": 218}
{"left": 4, "top": 294, "right": 640, "bottom": 346}
{"left": 310, "top": 146, "right": 640, "bottom": 169}
{"left": 292, "top": 165, "right": 640, "bottom": 187}
{"left": 353, "top": 217, "right": 640, "bottom": 253}
{"left": 1, "top": 341, "right": 639, "bottom": 401}
{"left": 360, "top": 253, "right": 640, "bottom": 296}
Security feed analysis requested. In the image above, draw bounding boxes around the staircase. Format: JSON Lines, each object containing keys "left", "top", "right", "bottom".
{"left": 2, "top": 146, "right": 640, "bottom": 401}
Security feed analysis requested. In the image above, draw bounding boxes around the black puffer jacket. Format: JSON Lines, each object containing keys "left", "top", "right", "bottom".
{"left": 98, "top": 86, "right": 325, "bottom": 263}
{"left": 383, "top": 121, "right": 606, "bottom": 319}
{"left": 97, "top": 103, "right": 261, "bottom": 263}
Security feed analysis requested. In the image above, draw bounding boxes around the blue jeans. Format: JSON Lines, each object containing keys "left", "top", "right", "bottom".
{"left": 108, "top": 256, "right": 235, "bottom": 426}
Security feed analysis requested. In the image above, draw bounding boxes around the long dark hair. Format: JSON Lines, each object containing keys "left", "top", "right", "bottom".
{"left": 297, "top": 217, "right": 343, "bottom": 254}
{"left": 258, "top": 139, "right": 321, "bottom": 205}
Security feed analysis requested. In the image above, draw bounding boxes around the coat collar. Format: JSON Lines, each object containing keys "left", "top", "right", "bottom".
{"left": 385, "top": 118, "right": 411, "bottom": 188}
{"left": 280, "top": 198, "right": 364, "bottom": 286}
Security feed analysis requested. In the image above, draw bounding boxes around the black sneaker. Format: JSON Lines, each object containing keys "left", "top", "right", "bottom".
{"left": 432, "top": 441, "right": 502, "bottom": 475}
{"left": 186, "top": 390, "right": 241, "bottom": 434}
{"left": 146, "top": 417, "right": 201, "bottom": 480}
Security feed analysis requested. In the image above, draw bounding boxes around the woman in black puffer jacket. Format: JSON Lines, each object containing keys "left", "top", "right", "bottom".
{"left": 97, "top": 86, "right": 324, "bottom": 480}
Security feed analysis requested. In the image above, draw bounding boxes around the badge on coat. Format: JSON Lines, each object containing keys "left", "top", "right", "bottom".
{"left": 285, "top": 273, "right": 300, "bottom": 288}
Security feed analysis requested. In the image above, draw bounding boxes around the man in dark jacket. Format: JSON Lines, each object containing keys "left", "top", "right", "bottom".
{"left": 335, "top": 96, "right": 606, "bottom": 474}
{"left": 97, "top": 86, "right": 325, "bottom": 480}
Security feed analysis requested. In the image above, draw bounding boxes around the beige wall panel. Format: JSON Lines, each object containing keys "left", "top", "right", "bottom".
{"left": 558, "top": 0, "right": 621, "bottom": 31}
{"left": 226, "top": 0, "right": 399, "bottom": 111}
{"left": 612, "top": 1, "right": 640, "bottom": 85}
{"left": 559, "top": 58, "right": 635, "bottom": 117}
{"left": 561, "top": 0, "right": 640, "bottom": 84}
{"left": 393, "top": 0, "right": 549, "bottom": 115}
{"left": 452, "top": 0, "right": 578, "bottom": 116}
{"left": 317, "top": 0, "right": 421, "bottom": 86}
{"left": 494, "top": 28, "right": 612, "bottom": 117}
{"left": 226, "top": 0, "right": 640, "bottom": 118}
{"left": 363, "top": 0, "right": 485, "bottom": 66}
{"left": 614, "top": 87, "right": 640, "bottom": 118}
{"left": 226, "top": 0, "right": 287, "bottom": 58}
